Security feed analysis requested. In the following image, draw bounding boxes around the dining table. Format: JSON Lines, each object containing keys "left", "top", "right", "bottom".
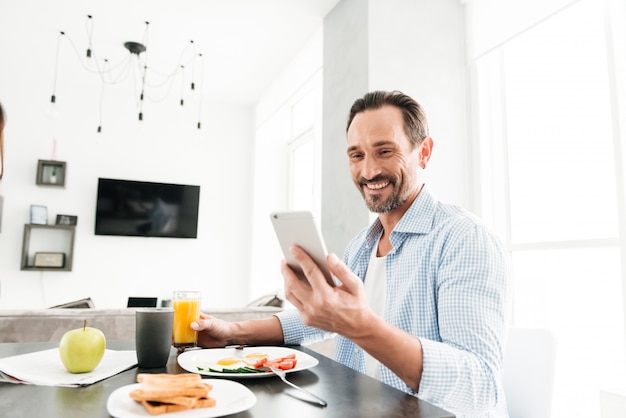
{"left": 0, "top": 340, "right": 455, "bottom": 418}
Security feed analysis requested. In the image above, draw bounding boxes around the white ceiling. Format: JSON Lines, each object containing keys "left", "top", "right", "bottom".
{"left": 29, "top": 0, "right": 341, "bottom": 105}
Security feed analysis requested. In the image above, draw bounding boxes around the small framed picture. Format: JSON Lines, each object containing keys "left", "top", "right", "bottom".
{"left": 55, "top": 214, "right": 78, "bottom": 226}
{"left": 30, "top": 205, "right": 48, "bottom": 225}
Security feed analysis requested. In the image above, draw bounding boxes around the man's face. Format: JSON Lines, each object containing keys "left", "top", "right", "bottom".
{"left": 346, "top": 105, "right": 423, "bottom": 214}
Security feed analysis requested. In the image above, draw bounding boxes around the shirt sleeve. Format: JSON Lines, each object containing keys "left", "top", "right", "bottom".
{"left": 274, "top": 309, "right": 332, "bottom": 346}
{"left": 417, "top": 222, "right": 510, "bottom": 415}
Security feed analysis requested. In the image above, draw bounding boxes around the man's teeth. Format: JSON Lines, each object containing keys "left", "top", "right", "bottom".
{"left": 367, "top": 182, "right": 389, "bottom": 190}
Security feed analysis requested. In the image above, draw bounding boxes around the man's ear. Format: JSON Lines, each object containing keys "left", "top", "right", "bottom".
{"left": 420, "top": 136, "right": 434, "bottom": 168}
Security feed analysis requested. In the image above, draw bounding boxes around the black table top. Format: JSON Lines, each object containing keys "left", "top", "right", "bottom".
{"left": 0, "top": 341, "right": 454, "bottom": 418}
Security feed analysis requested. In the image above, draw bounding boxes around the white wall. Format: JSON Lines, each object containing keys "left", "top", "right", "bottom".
{"left": 0, "top": 4, "right": 255, "bottom": 309}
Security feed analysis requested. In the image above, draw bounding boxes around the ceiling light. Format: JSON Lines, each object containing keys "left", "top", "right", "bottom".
{"left": 49, "top": 15, "right": 204, "bottom": 133}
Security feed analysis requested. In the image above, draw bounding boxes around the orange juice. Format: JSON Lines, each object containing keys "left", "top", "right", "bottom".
{"left": 172, "top": 292, "right": 201, "bottom": 348}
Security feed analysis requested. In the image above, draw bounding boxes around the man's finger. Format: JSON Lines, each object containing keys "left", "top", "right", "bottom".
{"left": 327, "top": 253, "right": 360, "bottom": 293}
{"left": 281, "top": 260, "right": 306, "bottom": 309}
{"left": 191, "top": 315, "right": 215, "bottom": 332}
{"left": 289, "top": 245, "right": 330, "bottom": 291}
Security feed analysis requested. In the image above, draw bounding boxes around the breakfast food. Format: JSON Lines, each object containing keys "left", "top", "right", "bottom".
{"left": 197, "top": 352, "right": 298, "bottom": 373}
{"left": 130, "top": 373, "right": 215, "bottom": 415}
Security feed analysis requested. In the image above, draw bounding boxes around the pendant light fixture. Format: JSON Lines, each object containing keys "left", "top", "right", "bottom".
{"left": 197, "top": 53, "right": 204, "bottom": 130}
{"left": 49, "top": 15, "right": 205, "bottom": 132}
{"left": 124, "top": 38, "right": 148, "bottom": 122}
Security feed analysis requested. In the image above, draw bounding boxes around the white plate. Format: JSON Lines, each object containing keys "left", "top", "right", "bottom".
{"left": 107, "top": 379, "right": 256, "bottom": 418}
{"left": 177, "top": 346, "right": 319, "bottom": 378}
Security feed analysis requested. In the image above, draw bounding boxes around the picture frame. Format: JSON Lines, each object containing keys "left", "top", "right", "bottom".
{"left": 30, "top": 205, "right": 48, "bottom": 225}
{"left": 55, "top": 214, "right": 78, "bottom": 226}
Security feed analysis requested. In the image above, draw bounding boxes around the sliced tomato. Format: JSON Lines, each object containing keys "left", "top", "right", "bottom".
{"left": 277, "top": 359, "right": 297, "bottom": 370}
{"left": 265, "top": 358, "right": 298, "bottom": 370}
{"left": 264, "top": 360, "right": 280, "bottom": 368}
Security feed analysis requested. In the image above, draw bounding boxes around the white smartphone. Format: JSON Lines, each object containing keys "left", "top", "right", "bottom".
{"left": 270, "top": 210, "right": 335, "bottom": 287}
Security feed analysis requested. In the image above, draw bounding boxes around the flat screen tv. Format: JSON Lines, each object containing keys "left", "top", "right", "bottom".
{"left": 95, "top": 178, "right": 200, "bottom": 238}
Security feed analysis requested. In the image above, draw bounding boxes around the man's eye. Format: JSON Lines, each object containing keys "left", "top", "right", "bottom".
{"left": 349, "top": 153, "right": 363, "bottom": 160}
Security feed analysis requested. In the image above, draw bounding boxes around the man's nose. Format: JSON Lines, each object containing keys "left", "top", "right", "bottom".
{"left": 361, "top": 155, "right": 382, "bottom": 180}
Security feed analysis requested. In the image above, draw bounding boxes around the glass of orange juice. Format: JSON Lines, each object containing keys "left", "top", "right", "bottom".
{"left": 172, "top": 291, "right": 201, "bottom": 349}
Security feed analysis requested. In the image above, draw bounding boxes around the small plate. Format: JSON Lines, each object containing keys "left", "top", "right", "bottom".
{"left": 177, "top": 346, "right": 319, "bottom": 378}
{"left": 107, "top": 379, "right": 256, "bottom": 418}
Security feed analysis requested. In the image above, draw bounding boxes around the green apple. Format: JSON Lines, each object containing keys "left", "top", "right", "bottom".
{"left": 59, "top": 320, "right": 106, "bottom": 373}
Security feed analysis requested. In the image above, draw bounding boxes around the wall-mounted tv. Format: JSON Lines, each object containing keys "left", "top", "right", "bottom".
{"left": 95, "top": 178, "right": 200, "bottom": 238}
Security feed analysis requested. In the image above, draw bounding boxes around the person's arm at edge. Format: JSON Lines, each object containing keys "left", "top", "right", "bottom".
{"left": 232, "top": 316, "right": 285, "bottom": 346}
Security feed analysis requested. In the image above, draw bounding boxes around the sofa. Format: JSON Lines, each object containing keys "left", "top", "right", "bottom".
{"left": 0, "top": 307, "right": 336, "bottom": 358}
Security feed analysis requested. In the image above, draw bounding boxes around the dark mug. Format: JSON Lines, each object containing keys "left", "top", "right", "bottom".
{"left": 135, "top": 308, "right": 174, "bottom": 368}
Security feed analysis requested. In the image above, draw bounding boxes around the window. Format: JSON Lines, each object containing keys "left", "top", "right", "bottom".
{"left": 473, "top": 1, "right": 626, "bottom": 416}
{"left": 287, "top": 88, "right": 322, "bottom": 217}
{"left": 288, "top": 132, "right": 315, "bottom": 211}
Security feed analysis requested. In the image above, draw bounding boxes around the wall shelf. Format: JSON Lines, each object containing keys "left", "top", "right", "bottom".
{"left": 36, "top": 159, "right": 66, "bottom": 187}
{"left": 21, "top": 224, "right": 75, "bottom": 271}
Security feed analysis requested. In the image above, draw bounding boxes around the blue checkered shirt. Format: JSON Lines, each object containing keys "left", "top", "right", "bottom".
{"left": 276, "top": 186, "right": 510, "bottom": 417}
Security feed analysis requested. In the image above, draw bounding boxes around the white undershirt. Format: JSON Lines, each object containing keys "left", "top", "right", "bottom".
{"left": 363, "top": 242, "right": 387, "bottom": 379}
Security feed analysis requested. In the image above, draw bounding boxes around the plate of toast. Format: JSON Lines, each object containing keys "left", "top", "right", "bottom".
{"left": 107, "top": 373, "right": 256, "bottom": 417}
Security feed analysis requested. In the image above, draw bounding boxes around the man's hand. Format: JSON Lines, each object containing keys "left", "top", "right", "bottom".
{"left": 191, "top": 313, "right": 236, "bottom": 348}
{"left": 283, "top": 245, "right": 424, "bottom": 391}
{"left": 282, "top": 245, "right": 376, "bottom": 340}
{"left": 191, "top": 313, "right": 285, "bottom": 349}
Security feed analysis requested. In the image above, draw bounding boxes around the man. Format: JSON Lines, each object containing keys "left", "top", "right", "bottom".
{"left": 192, "top": 90, "right": 510, "bottom": 417}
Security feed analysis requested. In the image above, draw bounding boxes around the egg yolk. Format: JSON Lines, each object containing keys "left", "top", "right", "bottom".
{"left": 217, "top": 358, "right": 243, "bottom": 366}
{"left": 245, "top": 353, "right": 268, "bottom": 359}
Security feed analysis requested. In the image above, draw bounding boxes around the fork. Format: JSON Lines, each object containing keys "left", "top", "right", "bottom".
{"left": 268, "top": 366, "right": 328, "bottom": 407}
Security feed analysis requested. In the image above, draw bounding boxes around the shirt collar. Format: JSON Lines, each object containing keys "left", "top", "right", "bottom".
{"left": 392, "top": 184, "right": 437, "bottom": 235}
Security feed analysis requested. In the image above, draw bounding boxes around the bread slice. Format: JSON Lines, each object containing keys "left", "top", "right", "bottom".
{"left": 130, "top": 373, "right": 216, "bottom": 415}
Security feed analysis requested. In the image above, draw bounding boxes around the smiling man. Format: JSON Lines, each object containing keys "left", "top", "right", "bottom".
{"left": 193, "top": 91, "right": 511, "bottom": 417}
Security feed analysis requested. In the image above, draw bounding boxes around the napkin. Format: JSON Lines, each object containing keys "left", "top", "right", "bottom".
{"left": 0, "top": 348, "right": 137, "bottom": 387}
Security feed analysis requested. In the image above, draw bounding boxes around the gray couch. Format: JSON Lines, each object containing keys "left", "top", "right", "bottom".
{"left": 0, "top": 307, "right": 335, "bottom": 358}
{"left": 0, "top": 307, "right": 283, "bottom": 343}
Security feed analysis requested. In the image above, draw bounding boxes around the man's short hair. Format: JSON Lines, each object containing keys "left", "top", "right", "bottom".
{"left": 346, "top": 90, "right": 429, "bottom": 148}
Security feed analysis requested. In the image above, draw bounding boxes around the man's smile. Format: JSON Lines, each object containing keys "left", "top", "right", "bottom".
{"left": 365, "top": 181, "right": 390, "bottom": 190}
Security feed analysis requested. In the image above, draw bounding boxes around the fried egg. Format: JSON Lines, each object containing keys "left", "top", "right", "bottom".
{"left": 243, "top": 353, "right": 269, "bottom": 366}
{"left": 206, "top": 357, "right": 247, "bottom": 372}
{"left": 203, "top": 353, "right": 271, "bottom": 372}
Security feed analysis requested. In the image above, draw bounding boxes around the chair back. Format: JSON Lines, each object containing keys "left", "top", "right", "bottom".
{"left": 502, "top": 327, "right": 557, "bottom": 418}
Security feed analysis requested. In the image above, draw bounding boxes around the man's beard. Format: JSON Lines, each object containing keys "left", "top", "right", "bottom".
{"left": 357, "top": 175, "right": 407, "bottom": 213}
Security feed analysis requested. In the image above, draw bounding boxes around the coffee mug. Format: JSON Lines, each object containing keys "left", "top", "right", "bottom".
{"left": 135, "top": 307, "right": 174, "bottom": 368}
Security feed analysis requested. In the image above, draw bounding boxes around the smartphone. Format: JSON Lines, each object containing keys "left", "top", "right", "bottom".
{"left": 270, "top": 210, "right": 335, "bottom": 287}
